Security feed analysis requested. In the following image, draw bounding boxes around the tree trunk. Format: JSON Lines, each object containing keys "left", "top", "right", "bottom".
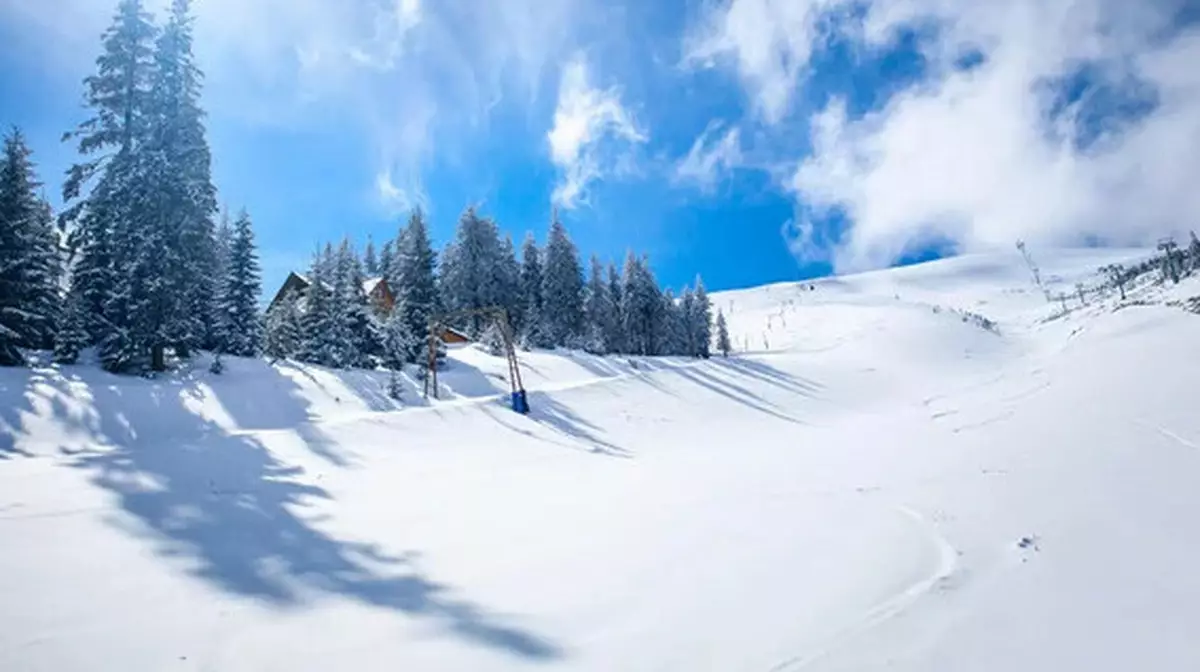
{"left": 151, "top": 344, "right": 166, "bottom": 372}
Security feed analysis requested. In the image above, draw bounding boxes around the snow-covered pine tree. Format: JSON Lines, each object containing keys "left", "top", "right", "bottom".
{"left": 660, "top": 288, "right": 687, "bottom": 356}
{"left": 60, "top": 0, "right": 157, "bottom": 369}
{"left": 391, "top": 208, "right": 438, "bottom": 362}
{"left": 606, "top": 262, "right": 624, "bottom": 354}
{"left": 691, "top": 276, "right": 712, "bottom": 359}
{"left": 150, "top": 0, "right": 218, "bottom": 357}
{"left": 54, "top": 293, "right": 90, "bottom": 364}
{"left": 715, "top": 309, "right": 731, "bottom": 357}
{"left": 497, "top": 234, "right": 522, "bottom": 330}
{"left": 620, "top": 252, "right": 663, "bottom": 356}
{"left": 380, "top": 309, "right": 417, "bottom": 370}
{"left": 519, "top": 232, "right": 547, "bottom": 348}
{"left": 213, "top": 208, "right": 232, "bottom": 291}
{"left": 378, "top": 239, "right": 395, "bottom": 284}
{"left": 583, "top": 255, "right": 613, "bottom": 354}
{"left": 540, "top": 216, "right": 584, "bottom": 347}
{"left": 263, "top": 290, "right": 302, "bottom": 361}
{"left": 299, "top": 258, "right": 339, "bottom": 367}
{"left": 439, "top": 207, "right": 503, "bottom": 337}
{"left": 215, "top": 209, "right": 262, "bottom": 357}
{"left": 0, "top": 128, "right": 62, "bottom": 363}
{"left": 1190, "top": 231, "right": 1200, "bottom": 272}
{"left": 363, "top": 235, "right": 379, "bottom": 276}
{"left": 679, "top": 287, "right": 697, "bottom": 356}
{"left": 336, "top": 238, "right": 379, "bottom": 367}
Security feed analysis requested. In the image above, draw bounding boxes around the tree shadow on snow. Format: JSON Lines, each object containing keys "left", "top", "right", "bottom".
{"left": 711, "top": 357, "right": 826, "bottom": 397}
{"left": 669, "top": 365, "right": 808, "bottom": 425}
{"left": 22, "top": 369, "right": 563, "bottom": 661}
{"left": 480, "top": 394, "right": 630, "bottom": 459}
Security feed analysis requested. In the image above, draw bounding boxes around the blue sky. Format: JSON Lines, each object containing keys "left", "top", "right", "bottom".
{"left": 1, "top": 0, "right": 1197, "bottom": 298}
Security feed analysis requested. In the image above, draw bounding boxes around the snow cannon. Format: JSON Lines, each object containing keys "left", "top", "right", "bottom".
{"left": 511, "top": 389, "right": 530, "bottom": 415}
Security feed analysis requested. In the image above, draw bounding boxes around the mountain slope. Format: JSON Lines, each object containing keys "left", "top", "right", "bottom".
{"left": 2, "top": 248, "right": 1198, "bottom": 671}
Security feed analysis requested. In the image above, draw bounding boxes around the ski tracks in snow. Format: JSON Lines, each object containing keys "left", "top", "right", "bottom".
{"left": 768, "top": 503, "right": 959, "bottom": 672}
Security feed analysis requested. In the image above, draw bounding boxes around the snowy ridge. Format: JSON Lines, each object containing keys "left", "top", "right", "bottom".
{"left": 3, "top": 248, "right": 1200, "bottom": 671}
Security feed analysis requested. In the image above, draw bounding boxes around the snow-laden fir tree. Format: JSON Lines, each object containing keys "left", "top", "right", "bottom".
{"left": 214, "top": 209, "right": 262, "bottom": 357}
{"left": 496, "top": 234, "right": 522, "bottom": 328}
{"left": 606, "top": 262, "right": 624, "bottom": 354}
{"left": 299, "top": 259, "right": 339, "bottom": 367}
{"left": 380, "top": 309, "right": 417, "bottom": 370}
{"left": 263, "top": 291, "right": 302, "bottom": 361}
{"left": 690, "top": 276, "right": 712, "bottom": 359}
{"left": 390, "top": 208, "right": 438, "bottom": 362}
{"left": 54, "top": 293, "right": 90, "bottom": 364}
{"left": 336, "top": 238, "right": 379, "bottom": 367}
{"left": 679, "top": 288, "right": 697, "bottom": 356}
{"left": 61, "top": 0, "right": 157, "bottom": 369}
{"left": 540, "top": 216, "right": 584, "bottom": 347}
{"left": 620, "top": 253, "right": 664, "bottom": 356}
{"left": 583, "top": 255, "right": 614, "bottom": 354}
{"left": 660, "top": 288, "right": 687, "bottom": 356}
{"left": 1189, "top": 231, "right": 1200, "bottom": 272}
{"left": 213, "top": 209, "right": 232, "bottom": 290}
{"left": 518, "top": 232, "right": 547, "bottom": 348}
{"left": 150, "top": 0, "right": 218, "bottom": 356}
{"left": 378, "top": 239, "right": 395, "bottom": 284}
{"left": 363, "top": 235, "right": 379, "bottom": 276}
{"left": 714, "top": 309, "right": 731, "bottom": 357}
{"left": 440, "top": 207, "right": 504, "bottom": 337}
{"left": 0, "top": 128, "right": 61, "bottom": 363}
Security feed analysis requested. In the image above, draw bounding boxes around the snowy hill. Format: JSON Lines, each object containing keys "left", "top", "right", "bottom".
{"left": 3, "top": 248, "right": 1200, "bottom": 671}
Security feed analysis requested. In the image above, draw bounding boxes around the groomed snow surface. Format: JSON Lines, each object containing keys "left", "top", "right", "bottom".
{"left": 3, "top": 248, "right": 1200, "bottom": 671}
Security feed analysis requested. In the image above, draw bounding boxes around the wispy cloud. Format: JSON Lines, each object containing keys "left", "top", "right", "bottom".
{"left": 673, "top": 121, "right": 743, "bottom": 192}
{"left": 689, "top": 0, "right": 1200, "bottom": 271}
{"left": 548, "top": 54, "right": 647, "bottom": 209}
{"left": 3, "top": 0, "right": 590, "bottom": 212}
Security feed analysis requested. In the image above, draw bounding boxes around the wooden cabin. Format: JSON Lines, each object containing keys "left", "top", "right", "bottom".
{"left": 438, "top": 326, "right": 471, "bottom": 344}
{"left": 268, "top": 272, "right": 396, "bottom": 318}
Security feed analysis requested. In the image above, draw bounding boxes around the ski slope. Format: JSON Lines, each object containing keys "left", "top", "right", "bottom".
{"left": 2, "top": 248, "right": 1199, "bottom": 671}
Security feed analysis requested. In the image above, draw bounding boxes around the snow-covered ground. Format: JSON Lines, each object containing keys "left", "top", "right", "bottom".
{"left": 2, "top": 248, "right": 1199, "bottom": 671}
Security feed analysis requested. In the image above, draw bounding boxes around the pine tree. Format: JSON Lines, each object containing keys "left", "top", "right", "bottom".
{"left": 299, "top": 259, "right": 338, "bottom": 367}
{"left": 439, "top": 207, "right": 503, "bottom": 337}
{"left": 661, "top": 288, "right": 687, "bottom": 356}
{"left": 363, "top": 235, "right": 379, "bottom": 276}
{"left": 336, "top": 238, "right": 378, "bottom": 367}
{"left": 380, "top": 310, "right": 417, "bottom": 370}
{"left": 214, "top": 209, "right": 262, "bottom": 357}
{"left": 54, "top": 293, "right": 90, "bottom": 364}
{"left": 715, "top": 309, "right": 731, "bottom": 357}
{"left": 61, "top": 0, "right": 157, "bottom": 369}
{"left": 583, "top": 255, "right": 613, "bottom": 354}
{"left": 497, "top": 234, "right": 522, "bottom": 327}
{"left": 391, "top": 208, "right": 438, "bottom": 362}
{"left": 263, "top": 291, "right": 302, "bottom": 361}
{"left": 679, "top": 287, "right": 697, "bottom": 356}
{"left": 150, "top": 0, "right": 218, "bottom": 357}
{"left": 540, "top": 215, "right": 584, "bottom": 347}
{"left": 606, "top": 262, "right": 625, "bottom": 354}
{"left": 691, "top": 276, "right": 713, "bottom": 359}
{"left": 519, "top": 232, "right": 547, "bottom": 347}
{"left": 0, "top": 129, "right": 61, "bottom": 363}
{"left": 378, "top": 239, "right": 396, "bottom": 282}
{"left": 620, "top": 252, "right": 663, "bottom": 356}
{"left": 1189, "top": 231, "right": 1200, "bottom": 273}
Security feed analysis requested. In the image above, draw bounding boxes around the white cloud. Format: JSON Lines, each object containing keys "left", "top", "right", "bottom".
{"left": 673, "top": 121, "right": 744, "bottom": 192}
{"left": 548, "top": 55, "right": 647, "bottom": 209}
{"left": 691, "top": 0, "right": 1200, "bottom": 271}
{"left": 685, "top": 0, "right": 853, "bottom": 124}
{"left": 2, "top": 0, "right": 589, "bottom": 212}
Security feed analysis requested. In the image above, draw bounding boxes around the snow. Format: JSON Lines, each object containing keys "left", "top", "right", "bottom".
{"left": 3, "top": 247, "right": 1200, "bottom": 671}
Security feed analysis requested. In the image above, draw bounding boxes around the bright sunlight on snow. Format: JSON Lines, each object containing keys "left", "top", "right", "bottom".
{"left": 3, "top": 247, "right": 1200, "bottom": 671}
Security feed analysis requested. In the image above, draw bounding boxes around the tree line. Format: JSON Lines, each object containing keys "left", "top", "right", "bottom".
{"left": 264, "top": 207, "right": 727, "bottom": 371}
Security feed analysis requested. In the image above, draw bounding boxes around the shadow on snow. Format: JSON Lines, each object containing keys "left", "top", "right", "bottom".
{"left": 5, "top": 361, "right": 563, "bottom": 661}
